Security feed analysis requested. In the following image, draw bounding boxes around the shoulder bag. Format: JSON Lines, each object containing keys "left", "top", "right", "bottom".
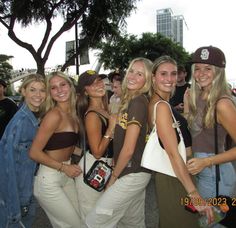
{"left": 82, "top": 132, "right": 113, "bottom": 192}
{"left": 141, "top": 100, "right": 186, "bottom": 177}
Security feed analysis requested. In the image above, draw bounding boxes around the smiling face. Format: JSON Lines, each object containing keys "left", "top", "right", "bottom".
{"left": 22, "top": 81, "right": 46, "bottom": 111}
{"left": 193, "top": 63, "right": 214, "bottom": 91}
{"left": 126, "top": 61, "right": 146, "bottom": 91}
{"left": 153, "top": 62, "right": 177, "bottom": 94}
{"left": 85, "top": 78, "right": 106, "bottom": 98}
{"left": 49, "top": 76, "right": 71, "bottom": 103}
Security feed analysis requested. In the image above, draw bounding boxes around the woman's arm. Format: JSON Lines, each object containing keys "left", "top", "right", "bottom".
{"left": 29, "top": 109, "right": 81, "bottom": 177}
{"left": 187, "top": 98, "right": 236, "bottom": 174}
{"left": 108, "top": 123, "right": 140, "bottom": 184}
{"left": 85, "top": 112, "right": 116, "bottom": 159}
{"left": 156, "top": 102, "right": 212, "bottom": 217}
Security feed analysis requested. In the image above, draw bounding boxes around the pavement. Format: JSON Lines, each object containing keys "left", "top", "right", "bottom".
{"left": 32, "top": 174, "right": 159, "bottom": 228}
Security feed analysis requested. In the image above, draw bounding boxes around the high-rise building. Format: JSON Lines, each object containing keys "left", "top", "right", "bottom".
{"left": 156, "top": 8, "right": 185, "bottom": 46}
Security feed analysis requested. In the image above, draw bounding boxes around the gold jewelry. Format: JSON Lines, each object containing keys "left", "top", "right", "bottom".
{"left": 187, "top": 189, "right": 198, "bottom": 198}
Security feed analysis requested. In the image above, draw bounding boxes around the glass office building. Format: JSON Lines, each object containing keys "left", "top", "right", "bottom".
{"left": 156, "top": 8, "right": 184, "bottom": 46}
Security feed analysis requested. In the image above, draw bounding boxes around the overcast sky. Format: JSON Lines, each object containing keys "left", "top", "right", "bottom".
{"left": 0, "top": 0, "right": 235, "bottom": 82}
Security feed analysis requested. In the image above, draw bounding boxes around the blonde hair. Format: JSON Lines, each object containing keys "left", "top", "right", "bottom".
{"left": 188, "top": 64, "right": 231, "bottom": 128}
{"left": 119, "top": 57, "right": 152, "bottom": 113}
{"left": 19, "top": 73, "right": 45, "bottom": 94}
{"left": 151, "top": 55, "right": 177, "bottom": 96}
{"left": 44, "top": 71, "right": 77, "bottom": 120}
{"left": 19, "top": 73, "right": 46, "bottom": 114}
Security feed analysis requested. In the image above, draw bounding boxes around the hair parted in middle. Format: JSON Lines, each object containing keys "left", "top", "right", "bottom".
{"left": 188, "top": 64, "right": 231, "bottom": 128}
{"left": 119, "top": 57, "right": 153, "bottom": 113}
{"left": 151, "top": 55, "right": 177, "bottom": 96}
{"left": 44, "top": 71, "right": 78, "bottom": 121}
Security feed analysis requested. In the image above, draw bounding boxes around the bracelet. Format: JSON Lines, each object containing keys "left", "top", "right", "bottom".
{"left": 207, "top": 156, "right": 214, "bottom": 167}
{"left": 103, "top": 135, "right": 113, "bottom": 141}
{"left": 187, "top": 189, "right": 198, "bottom": 198}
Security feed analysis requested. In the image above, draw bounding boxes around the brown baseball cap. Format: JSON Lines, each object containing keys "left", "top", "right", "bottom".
{"left": 0, "top": 79, "right": 7, "bottom": 88}
{"left": 192, "top": 46, "right": 226, "bottom": 68}
{"left": 77, "top": 70, "right": 107, "bottom": 93}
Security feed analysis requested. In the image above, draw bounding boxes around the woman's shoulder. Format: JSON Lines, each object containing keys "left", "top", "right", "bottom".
{"left": 131, "top": 94, "right": 149, "bottom": 105}
{"left": 216, "top": 96, "right": 235, "bottom": 109}
{"left": 42, "top": 107, "right": 62, "bottom": 124}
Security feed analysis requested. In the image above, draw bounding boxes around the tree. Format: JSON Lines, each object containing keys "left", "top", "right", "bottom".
{"left": 0, "top": 54, "right": 13, "bottom": 82}
{"left": 97, "top": 32, "right": 191, "bottom": 71}
{"left": 0, "top": 0, "right": 139, "bottom": 75}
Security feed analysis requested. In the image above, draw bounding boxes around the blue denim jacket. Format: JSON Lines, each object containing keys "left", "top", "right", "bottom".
{"left": 0, "top": 103, "right": 39, "bottom": 227}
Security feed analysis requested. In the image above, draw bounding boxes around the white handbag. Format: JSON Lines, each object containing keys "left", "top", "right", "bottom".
{"left": 141, "top": 100, "right": 186, "bottom": 177}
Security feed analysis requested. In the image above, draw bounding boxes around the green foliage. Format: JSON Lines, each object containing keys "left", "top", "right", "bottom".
{"left": 97, "top": 32, "right": 191, "bottom": 71}
{"left": 0, "top": 0, "right": 139, "bottom": 75}
{"left": 0, "top": 54, "right": 13, "bottom": 82}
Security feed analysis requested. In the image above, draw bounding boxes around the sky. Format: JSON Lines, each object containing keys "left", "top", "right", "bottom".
{"left": 0, "top": 0, "right": 235, "bottom": 83}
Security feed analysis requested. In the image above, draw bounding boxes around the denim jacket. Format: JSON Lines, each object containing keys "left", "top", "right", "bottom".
{"left": 0, "top": 103, "right": 39, "bottom": 227}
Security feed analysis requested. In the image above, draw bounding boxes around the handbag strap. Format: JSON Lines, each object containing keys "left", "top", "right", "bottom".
{"left": 82, "top": 132, "right": 87, "bottom": 179}
{"left": 153, "top": 100, "right": 183, "bottom": 137}
{"left": 214, "top": 105, "right": 220, "bottom": 197}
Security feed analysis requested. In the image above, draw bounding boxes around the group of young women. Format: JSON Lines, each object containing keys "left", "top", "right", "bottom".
{"left": 0, "top": 45, "right": 236, "bottom": 228}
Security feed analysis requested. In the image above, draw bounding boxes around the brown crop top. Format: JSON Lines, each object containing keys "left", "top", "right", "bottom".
{"left": 44, "top": 132, "right": 79, "bottom": 150}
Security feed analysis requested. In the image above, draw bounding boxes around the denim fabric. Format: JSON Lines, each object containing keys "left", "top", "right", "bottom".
{"left": 0, "top": 103, "right": 39, "bottom": 228}
{"left": 194, "top": 152, "right": 236, "bottom": 199}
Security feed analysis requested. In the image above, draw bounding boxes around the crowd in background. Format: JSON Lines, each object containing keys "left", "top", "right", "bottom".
{"left": 1, "top": 45, "right": 236, "bottom": 228}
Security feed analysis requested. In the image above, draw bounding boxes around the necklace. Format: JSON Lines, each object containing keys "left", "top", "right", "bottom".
{"left": 155, "top": 91, "right": 167, "bottom": 101}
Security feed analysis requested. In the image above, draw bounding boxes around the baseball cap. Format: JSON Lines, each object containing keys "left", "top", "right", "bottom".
{"left": 0, "top": 79, "right": 7, "bottom": 88}
{"left": 77, "top": 70, "right": 107, "bottom": 93}
{"left": 192, "top": 46, "right": 226, "bottom": 68}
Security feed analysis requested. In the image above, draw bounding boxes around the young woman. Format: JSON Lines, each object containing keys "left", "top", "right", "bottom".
{"left": 86, "top": 57, "right": 153, "bottom": 228}
{"left": 0, "top": 74, "right": 46, "bottom": 228}
{"left": 185, "top": 46, "right": 236, "bottom": 199}
{"left": 149, "top": 56, "right": 213, "bottom": 228}
{"left": 76, "top": 70, "right": 117, "bottom": 227}
{"left": 29, "top": 71, "right": 81, "bottom": 228}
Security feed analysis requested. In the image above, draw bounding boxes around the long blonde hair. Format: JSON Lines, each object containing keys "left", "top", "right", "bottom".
{"left": 188, "top": 64, "right": 231, "bottom": 128}
{"left": 119, "top": 57, "right": 152, "bottom": 113}
{"left": 19, "top": 73, "right": 46, "bottom": 114}
{"left": 44, "top": 71, "right": 78, "bottom": 120}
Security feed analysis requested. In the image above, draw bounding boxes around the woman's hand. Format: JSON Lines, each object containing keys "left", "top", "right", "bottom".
{"left": 189, "top": 191, "right": 214, "bottom": 225}
{"left": 105, "top": 174, "right": 117, "bottom": 190}
{"left": 62, "top": 164, "right": 82, "bottom": 178}
{"left": 187, "top": 158, "right": 209, "bottom": 175}
{"left": 194, "top": 198, "right": 214, "bottom": 225}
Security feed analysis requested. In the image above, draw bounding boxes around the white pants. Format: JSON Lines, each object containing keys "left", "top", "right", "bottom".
{"left": 34, "top": 163, "right": 81, "bottom": 228}
{"left": 85, "top": 172, "right": 151, "bottom": 228}
{"left": 76, "top": 152, "right": 112, "bottom": 228}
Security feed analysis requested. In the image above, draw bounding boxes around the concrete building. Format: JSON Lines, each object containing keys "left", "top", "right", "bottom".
{"left": 156, "top": 8, "right": 185, "bottom": 46}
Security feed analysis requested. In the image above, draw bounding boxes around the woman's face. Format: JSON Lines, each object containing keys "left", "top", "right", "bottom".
{"left": 126, "top": 61, "right": 146, "bottom": 91}
{"left": 49, "top": 76, "right": 71, "bottom": 103}
{"left": 85, "top": 78, "right": 106, "bottom": 98}
{"left": 153, "top": 62, "right": 177, "bottom": 94}
{"left": 22, "top": 81, "right": 46, "bottom": 111}
{"left": 193, "top": 63, "right": 214, "bottom": 90}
